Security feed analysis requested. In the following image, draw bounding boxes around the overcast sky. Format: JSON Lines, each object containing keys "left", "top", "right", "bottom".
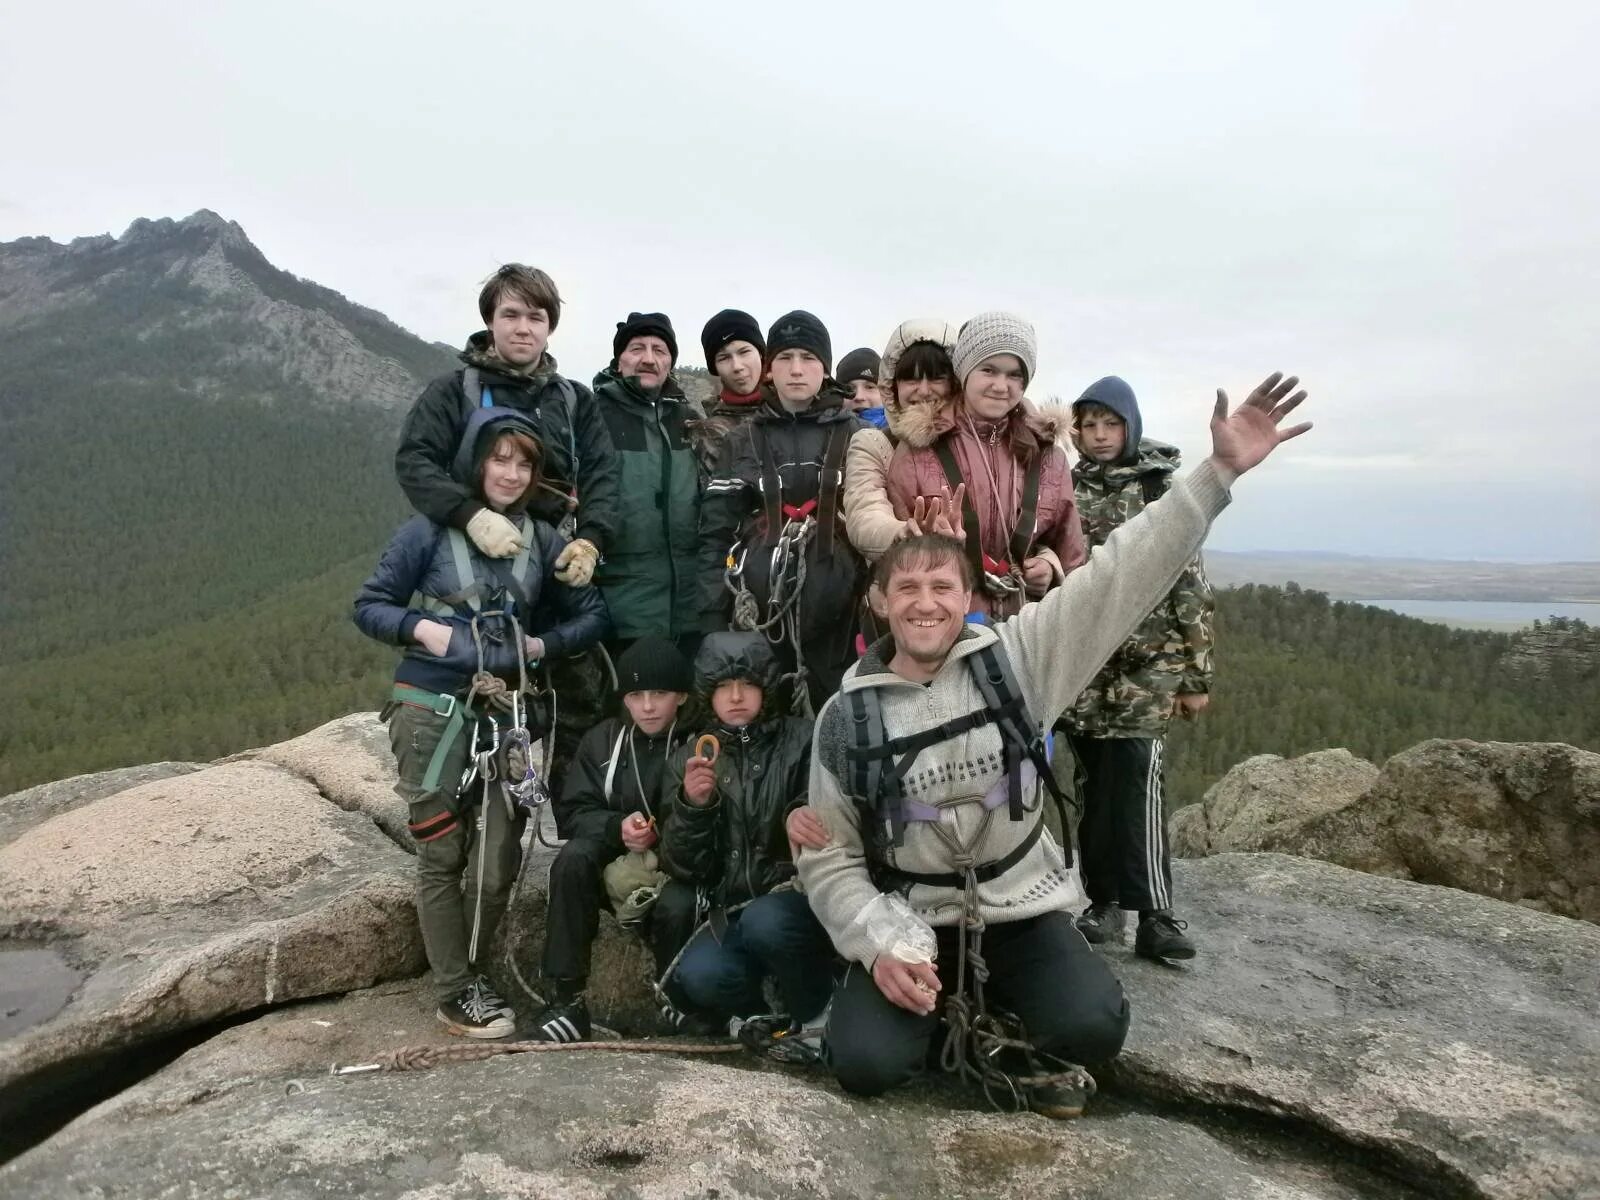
{"left": 3, "top": 1, "right": 1596, "bottom": 560}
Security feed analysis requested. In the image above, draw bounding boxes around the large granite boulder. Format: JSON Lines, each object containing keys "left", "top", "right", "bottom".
{"left": 7, "top": 854, "right": 1597, "bottom": 1198}
{"left": 246, "top": 711, "right": 410, "bottom": 847}
{"left": 1178, "top": 740, "right": 1600, "bottom": 922}
{"left": 1169, "top": 748, "right": 1379, "bottom": 859}
{"left": 0, "top": 759, "right": 425, "bottom": 1135}
{"left": 0, "top": 761, "right": 202, "bottom": 846}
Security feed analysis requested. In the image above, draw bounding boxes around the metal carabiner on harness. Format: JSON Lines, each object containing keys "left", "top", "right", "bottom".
{"left": 501, "top": 693, "right": 552, "bottom": 816}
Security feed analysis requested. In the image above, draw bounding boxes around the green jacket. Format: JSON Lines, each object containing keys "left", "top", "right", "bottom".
{"left": 590, "top": 368, "right": 703, "bottom": 640}
{"left": 1064, "top": 438, "right": 1215, "bottom": 737}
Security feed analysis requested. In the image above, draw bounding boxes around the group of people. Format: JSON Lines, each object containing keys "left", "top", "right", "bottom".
{"left": 353, "top": 263, "right": 1312, "bottom": 1118}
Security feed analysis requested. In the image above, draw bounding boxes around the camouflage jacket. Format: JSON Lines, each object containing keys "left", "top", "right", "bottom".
{"left": 1063, "top": 438, "right": 1214, "bottom": 737}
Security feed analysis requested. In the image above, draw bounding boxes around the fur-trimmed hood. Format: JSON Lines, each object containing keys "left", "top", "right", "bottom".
{"left": 880, "top": 318, "right": 958, "bottom": 449}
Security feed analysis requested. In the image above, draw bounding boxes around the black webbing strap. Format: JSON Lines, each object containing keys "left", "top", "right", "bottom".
{"left": 1009, "top": 454, "right": 1044, "bottom": 568}
{"left": 756, "top": 426, "right": 783, "bottom": 534}
{"left": 932, "top": 440, "right": 985, "bottom": 579}
{"left": 879, "top": 813, "right": 1045, "bottom": 889}
{"left": 817, "top": 422, "right": 850, "bottom": 557}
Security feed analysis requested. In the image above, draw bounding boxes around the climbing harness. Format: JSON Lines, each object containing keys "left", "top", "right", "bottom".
{"left": 721, "top": 422, "right": 851, "bottom": 716}
{"left": 844, "top": 637, "right": 1093, "bottom": 1111}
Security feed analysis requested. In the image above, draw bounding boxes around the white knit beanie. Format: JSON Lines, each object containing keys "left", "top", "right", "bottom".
{"left": 952, "top": 311, "right": 1037, "bottom": 386}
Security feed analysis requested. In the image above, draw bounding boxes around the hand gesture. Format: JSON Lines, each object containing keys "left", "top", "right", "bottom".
{"left": 929, "top": 483, "right": 965, "bottom": 539}
{"left": 683, "top": 757, "right": 717, "bottom": 806}
{"left": 621, "top": 812, "right": 658, "bottom": 851}
{"left": 413, "top": 619, "right": 453, "bottom": 657}
{"left": 873, "top": 956, "right": 941, "bottom": 1015}
{"left": 786, "top": 805, "right": 831, "bottom": 857}
{"left": 1209, "top": 372, "right": 1311, "bottom": 476}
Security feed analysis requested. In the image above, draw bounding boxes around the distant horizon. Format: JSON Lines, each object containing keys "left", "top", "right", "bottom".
{"left": 1205, "top": 548, "right": 1600, "bottom": 567}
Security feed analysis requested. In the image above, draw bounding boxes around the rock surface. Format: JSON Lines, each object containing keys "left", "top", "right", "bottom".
{"left": 1169, "top": 749, "right": 1379, "bottom": 859}
{"left": 247, "top": 711, "right": 410, "bottom": 847}
{"left": 0, "top": 761, "right": 202, "bottom": 846}
{"left": 0, "top": 759, "right": 425, "bottom": 1127}
{"left": 1178, "top": 740, "right": 1600, "bottom": 923}
{"left": 1, "top": 980, "right": 1418, "bottom": 1200}
{"left": 9, "top": 853, "right": 1597, "bottom": 1199}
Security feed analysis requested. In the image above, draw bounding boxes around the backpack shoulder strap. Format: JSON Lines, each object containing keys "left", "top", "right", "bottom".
{"left": 817, "top": 422, "right": 851, "bottom": 557}
{"left": 967, "top": 641, "right": 1069, "bottom": 825}
{"left": 753, "top": 424, "right": 783, "bottom": 533}
{"left": 510, "top": 516, "right": 537, "bottom": 587}
{"left": 445, "top": 528, "right": 484, "bottom": 613}
{"left": 1009, "top": 454, "right": 1045, "bottom": 568}
{"left": 461, "top": 367, "right": 490, "bottom": 420}
{"left": 931, "top": 440, "right": 985, "bottom": 578}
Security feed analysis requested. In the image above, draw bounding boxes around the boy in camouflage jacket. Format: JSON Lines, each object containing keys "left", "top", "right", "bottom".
{"left": 1062, "top": 376, "right": 1214, "bottom": 963}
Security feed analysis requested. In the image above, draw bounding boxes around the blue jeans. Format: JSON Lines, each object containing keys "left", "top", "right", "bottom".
{"left": 673, "top": 890, "right": 835, "bottom": 1023}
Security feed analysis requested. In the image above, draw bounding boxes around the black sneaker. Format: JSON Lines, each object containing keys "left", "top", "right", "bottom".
{"left": 1135, "top": 910, "right": 1196, "bottom": 963}
{"left": 472, "top": 975, "right": 514, "bottom": 1019}
{"left": 1076, "top": 902, "right": 1126, "bottom": 946}
{"left": 733, "top": 1013, "right": 826, "bottom": 1066}
{"left": 527, "top": 996, "right": 592, "bottom": 1043}
{"left": 1027, "top": 1064, "right": 1097, "bottom": 1119}
{"left": 437, "top": 983, "right": 515, "bottom": 1040}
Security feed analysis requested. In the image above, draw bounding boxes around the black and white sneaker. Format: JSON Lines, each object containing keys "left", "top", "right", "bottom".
{"left": 472, "top": 975, "right": 514, "bottom": 1019}
{"left": 528, "top": 997, "right": 592, "bottom": 1043}
{"left": 1076, "top": 902, "right": 1126, "bottom": 946}
{"left": 1135, "top": 910, "right": 1197, "bottom": 963}
{"left": 437, "top": 982, "right": 515, "bottom": 1040}
{"left": 1027, "top": 1064, "right": 1097, "bottom": 1120}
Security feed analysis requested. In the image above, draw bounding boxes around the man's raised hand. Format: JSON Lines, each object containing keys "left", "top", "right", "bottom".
{"left": 1209, "top": 372, "right": 1311, "bottom": 477}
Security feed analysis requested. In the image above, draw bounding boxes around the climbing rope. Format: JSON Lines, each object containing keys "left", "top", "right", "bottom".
{"left": 330, "top": 1037, "right": 744, "bottom": 1078}
{"left": 723, "top": 515, "right": 816, "bottom": 717}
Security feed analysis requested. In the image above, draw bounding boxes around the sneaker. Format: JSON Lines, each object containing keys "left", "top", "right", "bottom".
{"left": 1026, "top": 1065, "right": 1097, "bottom": 1120}
{"left": 732, "top": 1013, "right": 825, "bottom": 1066}
{"left": 1076, "top": 902, "right": 1126, "bottom": 946}
{"left": 1135, "top": 910, "right": 1196, "bottom": 963}
{"left": 527, "top": 996, "right": 592, "bottom": 1043}
{"left": 472, "top": 975, "right": 514, "bottom": 1019}
{"left": 437, "top": 983, "right": 515, "bottom": 1040}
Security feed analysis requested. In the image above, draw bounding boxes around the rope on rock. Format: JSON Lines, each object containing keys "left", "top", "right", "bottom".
{"left": 332, "top": 1038, "right": 745, "bottom": 1077}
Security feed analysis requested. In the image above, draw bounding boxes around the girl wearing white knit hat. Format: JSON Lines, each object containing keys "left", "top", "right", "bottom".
{"left": 882, "top": 311, "right": 1086, "bottom": 619}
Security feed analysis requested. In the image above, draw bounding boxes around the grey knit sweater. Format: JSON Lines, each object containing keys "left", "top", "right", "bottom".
{"left": 798, "top": 458, "right": 1234, "bottom": 969}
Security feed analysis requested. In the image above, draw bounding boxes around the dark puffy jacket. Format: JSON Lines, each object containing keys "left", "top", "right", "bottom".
{"left": 696, "top": 388, "right": 865, "bottom": 704}
{"left": 355, "top": 409, "right": 611, "bottom": 696}
{"left": 395, "top": 333, "right": 620, "bottom": 554}
{"left": 589, "top": 368, "right": 702, "bottom": 640}
{"left": 554, "top": 715, "right": 692, "bottom": 847}
{"left": 657, "top": 634, "right": 814, "bottom": 906}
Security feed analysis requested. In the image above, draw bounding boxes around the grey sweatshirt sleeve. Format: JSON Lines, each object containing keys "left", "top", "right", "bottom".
{"left": 794, "top": 695, "right": 914, "bottom": 969}
{"left": 1000, "top": 457, "right": 1235, "bottom": 726}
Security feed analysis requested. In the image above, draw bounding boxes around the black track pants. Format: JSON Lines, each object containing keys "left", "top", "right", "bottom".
{"left": 1070, "top": 734, "right": 1174, "bottom": 912}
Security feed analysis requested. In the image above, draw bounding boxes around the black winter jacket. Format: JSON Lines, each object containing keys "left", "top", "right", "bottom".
{"left": 696, "top": 388, "right": 865, "bottom": 701}
{"left": 554, "top": 716, "right": 692, "bottom": 847}
{"left": 395, "top": 334, "right": 620, "bottom": 553}
{"left": 657, "top": 633, "right": 814, "bottom": 906}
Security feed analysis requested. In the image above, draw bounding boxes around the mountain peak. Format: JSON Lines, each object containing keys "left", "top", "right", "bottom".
{"left": 117, "top": 209, "right": 253, "bottom": 252}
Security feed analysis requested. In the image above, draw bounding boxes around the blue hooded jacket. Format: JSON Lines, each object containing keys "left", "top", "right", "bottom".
{"left": 353, "top": 408, "right": 611, "bottom": 696}
{"left": 1072, "top": 376, "right": 1143, "bottom": 466}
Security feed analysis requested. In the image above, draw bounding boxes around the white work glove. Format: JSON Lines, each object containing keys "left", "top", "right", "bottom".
{"left": 466, "top": 509, "right": 522, "bottom": 558}
{"left": 553, "top": 537, "right": 599, "bottom": 586}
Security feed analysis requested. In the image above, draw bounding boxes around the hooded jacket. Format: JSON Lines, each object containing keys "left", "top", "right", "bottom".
{"left": 656, "top": 633, "right": 815, "bottom": 907}
{"left": 842, "top": 320, "right": 959, "bottom": 563}
{"left": 589, "top": 366, "right": 702, "bottom": 640}
{"left": 885, "top": 401, "right": 1087, "bottom": 618}
{"left": 797, "top": 460, "right": 1233, "bottom": 970}
{"left": 1064, "top": 378, "right": 1214, "bottom": 735}
{"left": 395, "top": 333, "right": 620, "bottom": 554}
{"left": 697, "top": 385, "right": 866, "bottom": 705}
{"left": 355, "top": 409, "right": 611, "bottom": 697}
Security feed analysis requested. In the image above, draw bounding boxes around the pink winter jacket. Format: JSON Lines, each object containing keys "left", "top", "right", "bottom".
{"left": 886, "top": 410, "right": 1086, "bottom": 618}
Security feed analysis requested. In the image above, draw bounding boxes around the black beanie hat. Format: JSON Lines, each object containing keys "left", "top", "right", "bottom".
{"left": 612, "top": 312, "right": 678, "bottom": 365}
{"left": 614, "top": 636, "right": 693, "bottom": 695}
{"left": 765, "top": 310, "right": 832, "bottom": 374}
{"left": 700, "top": 309, "right": 765, "bottom": 369}
{"left": 836, "top": 347, "right": 881, "bottom": 385}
